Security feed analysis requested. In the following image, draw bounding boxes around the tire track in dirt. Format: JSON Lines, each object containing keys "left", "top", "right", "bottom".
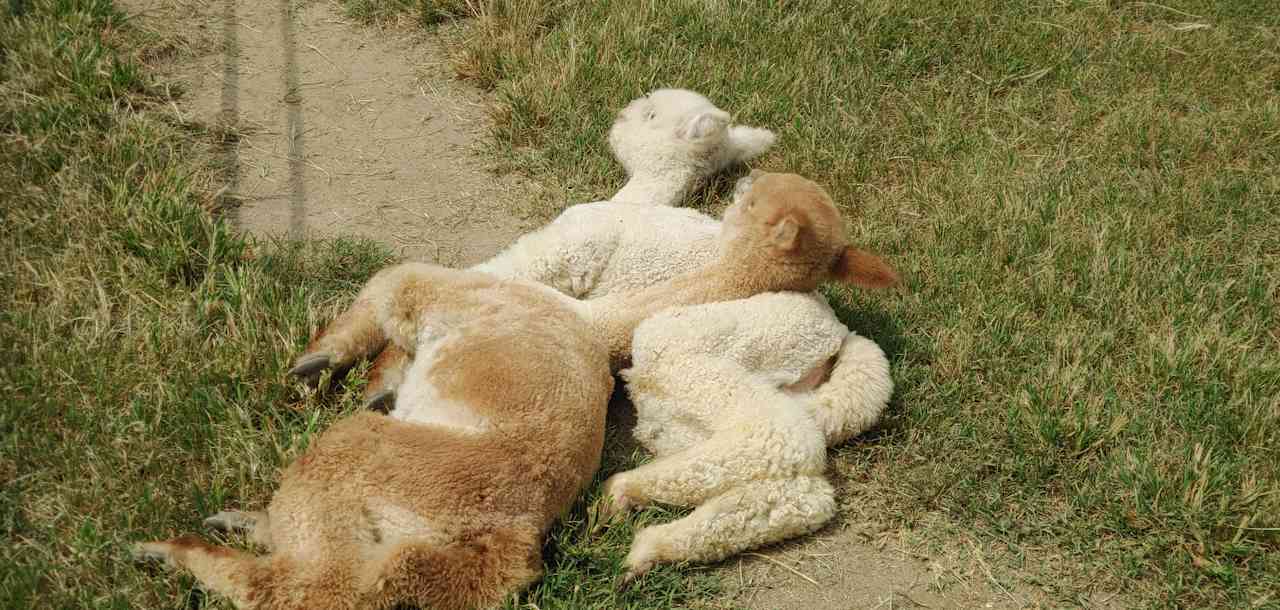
{"left": 128, "top": 0, "right": 531, "bottom": 266}
{"left": 275, "top": 0, "right": 306, "bottom": 239}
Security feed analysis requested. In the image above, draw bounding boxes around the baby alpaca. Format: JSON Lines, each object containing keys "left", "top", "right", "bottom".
{"left": 601, "top": 173, "right": 898, "bottom": 582}
{"left": 608, "top": 87, "right": 775, "bottom": 207}
{"left": 470, "top": 88, "right": 775, "bottom": 298}
{"left": 132, "top": 171, "right": 877, "bottom": 610}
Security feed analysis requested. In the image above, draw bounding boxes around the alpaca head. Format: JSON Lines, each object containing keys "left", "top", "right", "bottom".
{"left": 608, "top": 89, "right": 776, "bottom": 182}
{"left": 719, "top": 171, "right": 900, "bottom": 291}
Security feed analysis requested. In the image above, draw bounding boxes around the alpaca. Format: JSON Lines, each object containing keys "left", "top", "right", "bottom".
{"left": 342, "top": 90, "right": 898, "bottom": 579}
{"left": 131, "top": 171, "right": 890, "bottom": 610}
{"left": 469, "top": 88, "right": 775, "bottom": 297}
{"left": 599, "top": 173, "right": 898, "bottom": 582}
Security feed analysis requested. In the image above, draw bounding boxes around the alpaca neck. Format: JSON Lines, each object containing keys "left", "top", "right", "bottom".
{"left": 586, "top": 254, "right": 814, "bottom": 370}
{"left": 610, "top": 166, "right": 702, "bottom": 207}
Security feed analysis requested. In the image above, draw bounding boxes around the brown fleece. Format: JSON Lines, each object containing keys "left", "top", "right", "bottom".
{"left": 365, "top": 344, "right": 409, "bottom": 400}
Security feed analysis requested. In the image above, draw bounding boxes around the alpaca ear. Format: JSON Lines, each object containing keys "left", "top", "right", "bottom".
{"left": 679, "top": 110, "right": 730, "bottom": 140}
{"left": 832, "top": 246, "right": 899, "bottom": 289}
{"left": 769, "top": 217, "right": 801, "bottom": 251}
{"left": 727, "top": 125, "right": 776, "bottom": 162}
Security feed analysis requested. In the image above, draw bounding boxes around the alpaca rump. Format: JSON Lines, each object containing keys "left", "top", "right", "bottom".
{"left": 133, "top": 171, "right": 874, "bottom": 609}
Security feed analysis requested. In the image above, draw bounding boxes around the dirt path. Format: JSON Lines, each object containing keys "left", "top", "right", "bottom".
{"left": 124, "top": 0, "right": 529, "bottom": 266}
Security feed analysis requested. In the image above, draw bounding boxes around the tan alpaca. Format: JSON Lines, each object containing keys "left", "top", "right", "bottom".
{"left": 595, "top": 173, "right": 898, "bottom": 582}
{"left": 132, "top": 172, "right": 886, "bottom": 610}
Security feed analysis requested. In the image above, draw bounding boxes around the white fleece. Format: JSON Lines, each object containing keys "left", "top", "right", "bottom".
{"left": 626, "top": 293, "right": 892, "bottom": 455}
{"left": 473, "top": 182, "right": 893, "bottom": 448}
{"left": 472, "top": 202, "right": 718, "bottom": 298}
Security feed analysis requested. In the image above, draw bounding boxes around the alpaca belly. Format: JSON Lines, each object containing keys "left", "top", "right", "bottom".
{"left": 389, "top": 339, "right": 491, "bottom": 433}
{"left": 633, "top": 416, "right": 712, "bottom": 456}
{"left": 630, "top": 391, "right": 719, "bottom": 455}
{"left": 391, "top": 377, "right": 491, "bottom": 433}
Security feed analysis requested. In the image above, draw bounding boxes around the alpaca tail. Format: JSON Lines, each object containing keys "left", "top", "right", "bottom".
{"left": 804, "top": 333, "right": 893, "bottom": 446}
{"left": 371, "top": 524, "right": 544, "bottom": 610}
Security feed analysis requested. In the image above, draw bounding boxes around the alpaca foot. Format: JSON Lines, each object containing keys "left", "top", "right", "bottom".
{"left": 203, "top": 511, "right": 257, "bottom": 533}
{"left": 288, "top": 352, "right": 332, "bottom": 382}
{"left": 363, "top": 389, "right": 395, "bottom": 413}
{"left": 596, "top": 474, "right": 638, "bottom": 527}
{"left": 618, "top": 525, "right": 666, "bottom": 587}
{"left": 131, "top": 541, "right": 172, "bottom": 564}
{"left": 616, "top": 561, "right": 653, "bottom": 590}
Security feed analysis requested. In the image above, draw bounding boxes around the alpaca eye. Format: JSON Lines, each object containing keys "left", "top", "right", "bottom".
{"left": 645, "top": 111, "right": 656, "bottom": 121}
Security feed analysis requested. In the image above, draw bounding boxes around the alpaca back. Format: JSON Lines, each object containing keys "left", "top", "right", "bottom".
{"left": 630, "top": 292, "right": 847, "bottom": 386}
{"left": 472, "top": 202, "right": 720, "bottom": 299}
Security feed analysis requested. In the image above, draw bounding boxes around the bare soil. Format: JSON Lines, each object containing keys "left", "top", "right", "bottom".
{"left": 125, "top": 0, "right": 530, "bottom": 266}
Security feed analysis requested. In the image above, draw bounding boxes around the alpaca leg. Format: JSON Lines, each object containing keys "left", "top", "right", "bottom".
{"left": 367, "top": 524, "right": 544, "bottom": 610}
{"left": 204, "top": 510, "right": 273, "bottom": 549}
{"left": 802, "top": 333, "right": 893, "bottom": 446}
{"left": 290, "top": 265, "right": 415, "bottom": 381}
{"left": 600, "top": 447, "right": 735, "bottom": 518}
{"left": 291, "top": 262, "right": 459, "bottom": 381}
{"left": 601, "top": 427, "right": 824, "bottom": 519}
{"left": 363, "top": 344, "right": 409, "bottom": 411}
{"left": 133, "top": 536, "right": 269, "bottom": 608}
{"left": 622, "top": 475, "right": 836, "bottom": 582}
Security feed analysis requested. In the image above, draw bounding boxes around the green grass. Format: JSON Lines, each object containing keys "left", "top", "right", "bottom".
{"left": 363, "top": 0, "right": 1277, "bottom": 607}
{"left": 0, "top": 1, "right": 396, "bottom": 607}
{"left": 0, "top": 2, "right": 723, "bottom": 608}
{"left": 4, "top": 0, "right": 1277, "bottom": 608}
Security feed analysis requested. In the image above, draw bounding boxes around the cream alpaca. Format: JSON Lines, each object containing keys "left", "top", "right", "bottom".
{"left": 132, "top": 171, "right": 878, "bottom": 610}
{"left": 601, "top": 174, "right": 897, "bottom": 581}
{"left": 470, "top": 88, "right": 775, "bottom": 298}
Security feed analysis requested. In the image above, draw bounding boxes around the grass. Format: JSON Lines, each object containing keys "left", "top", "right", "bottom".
{"left": 0, "top": 1, "right": 395, "bottom": 607}
{"left": 2, "top": 0, "right": 1276, "bottom": 608}
{"left": 357, "top": 0, "right": 1278, "bottom": 607}
{"left": 0, "top": 2, "right": 720, "bottom": 608}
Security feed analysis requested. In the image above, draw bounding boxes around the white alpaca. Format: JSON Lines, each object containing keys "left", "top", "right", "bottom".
{"left": 598, "top": 174, "right": 898, "bottom": 580}
{"left": 470, "top": 88, "right": 774, "bottom": 298}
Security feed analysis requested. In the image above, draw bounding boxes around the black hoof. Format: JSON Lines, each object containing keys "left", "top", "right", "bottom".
{"left": 288, "top": 353, "right": 332, "bottom": 380}
{"left": 364, "top": 389, "right": 396, "bottom": 413}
